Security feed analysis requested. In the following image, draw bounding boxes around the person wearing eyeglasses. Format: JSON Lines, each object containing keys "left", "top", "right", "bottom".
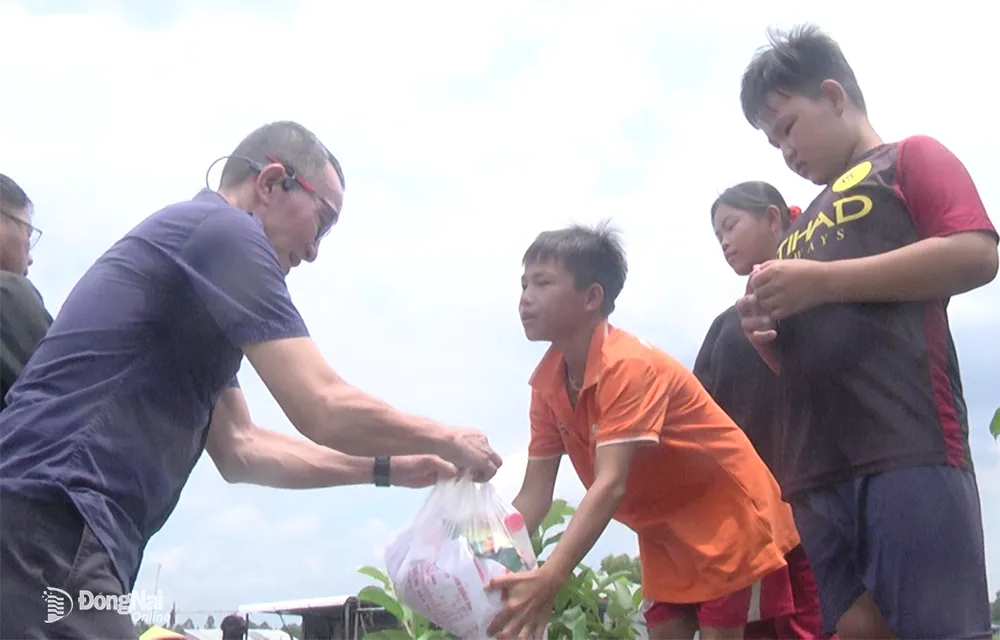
{"left": 0, "top": 121, "right": 503, "bottom": 639}
{"left": 0, "top": 173, "right": 52, "bottom": 413}
{"left": 0, "top": 173, "right": 42, "bottom": 278}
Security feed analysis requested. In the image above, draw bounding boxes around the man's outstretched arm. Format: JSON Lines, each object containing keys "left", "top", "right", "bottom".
{"left": 180, "top": 212, "right": 502, "bottom": 480}
{"left": 243, "top": 337, "right": 500, "bottom": 479}
{"left": 206, "top": 386, "right": 457, "bottom": 489}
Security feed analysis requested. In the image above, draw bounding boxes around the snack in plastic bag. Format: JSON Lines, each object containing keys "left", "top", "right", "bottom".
{"left": 384, "top": 476, "right": 538, "bottom": 638}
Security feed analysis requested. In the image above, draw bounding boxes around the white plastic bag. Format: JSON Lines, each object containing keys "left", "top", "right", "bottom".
{"left": 384, "top": 476, "right": 538, "bottom": 639}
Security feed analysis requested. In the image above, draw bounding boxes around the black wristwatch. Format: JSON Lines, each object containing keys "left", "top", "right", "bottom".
{"left": 374, "top": 456, "right": 391, "bottom": 487}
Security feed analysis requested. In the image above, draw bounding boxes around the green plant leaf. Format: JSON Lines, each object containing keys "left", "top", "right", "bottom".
{"left": 558, "top": 605, "right": 584, "bottom": 623}
{"left": 604, "top": 585, "right": 627, "bottom": 619}
{"left": 530, "top": 531, "right": 543, "bottom": 555}
{"left": 540, "top": 532, "right": 564, "bottom": 554}
{"left": 594, "top": 570, "right": 631, "bottom": 592}
{"left": 576, "top": 590, "right": 600, "bottom": 615}
{"left": 539, "top": 500, "right": 575, "bottom": 534}
{"left": 575, "top": 566, "right": 596, "bottom": 589}
{"left": 552, "top": 584, "right": 573, "bottom": 614}
{"left": 411, "top": 610, "right": 428, "bottom": 638}
{"left": 612, "top": 582, "right": 633, "bottom": 613}
{"left": 607, "top": 625, "right": 637, "bottom": 639}
{"left": 358, "top": 585, "right": 407, "bottom": 625}
{"left": 990, "top": 407, "right": 1000, "bottom": 440}
{"left": 557, "top": 606, "right": 588, "bottom": 640}
{"left": 362, "top": 631, "right": 412, "bottom": 640}
{"left": 358, "top": 565, "right": 392, "bottom": 589}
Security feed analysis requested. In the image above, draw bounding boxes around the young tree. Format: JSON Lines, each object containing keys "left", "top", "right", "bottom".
{"left": 599, "top": 553, "right": 642, "bottom": 584}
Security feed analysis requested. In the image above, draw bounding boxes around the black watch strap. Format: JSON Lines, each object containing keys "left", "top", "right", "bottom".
{"left": 374, "top": 456, "right": 391, "bottom": 487}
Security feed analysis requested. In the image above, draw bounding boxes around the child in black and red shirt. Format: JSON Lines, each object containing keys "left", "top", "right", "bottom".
{"left": 736, "top": 24, "right": 998, "bottom": 639}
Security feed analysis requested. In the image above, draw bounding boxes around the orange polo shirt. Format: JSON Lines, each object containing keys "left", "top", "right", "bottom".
{"left": 527, "top": 322, "right": 798, "bottom": 604}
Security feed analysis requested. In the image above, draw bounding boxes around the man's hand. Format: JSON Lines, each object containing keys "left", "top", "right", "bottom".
{"left": 749, "top": 259, "right": 831, "bottom": 320}
{"left": 486, "top": 567, "right": 561, "bottom": 639}
{"left": 388, "top": 455, "right": 459, "bottom": 488}
{"left": 442, "top": 427, "right": 503, "bottom": 481}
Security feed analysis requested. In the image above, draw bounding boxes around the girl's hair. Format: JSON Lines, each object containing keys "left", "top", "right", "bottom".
{"left": 710, "top": 181, "right": 800, "bottom": 230}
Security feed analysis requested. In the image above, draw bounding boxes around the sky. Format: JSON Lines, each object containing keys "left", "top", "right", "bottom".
{"left": 2, "top": 0, "right": 998, "bottom": 627}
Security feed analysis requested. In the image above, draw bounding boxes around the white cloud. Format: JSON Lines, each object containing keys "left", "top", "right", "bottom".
{"left": 492, "top": 450, "right": 587, "bottom": 508}
{"left": 352, "top": 517, "right": 394, "bottom": 560}
{"left": 3, "top": 0, "right": 998, "bottom": 619}
{"left": 207, "top": 504, "right": 265, "bottom": 536}
{"left": 145, "top": 546, "right": 188, "bottom": 574}
{"left": 276, "top": 514, "right": 322, "bottom": 539}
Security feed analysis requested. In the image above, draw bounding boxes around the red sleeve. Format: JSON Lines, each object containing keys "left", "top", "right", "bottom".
{"left": 895, "top": 135, "right": 998, "bottom": 242}
{"left": 527, "top": 389, "right": 565, "bottom": 460}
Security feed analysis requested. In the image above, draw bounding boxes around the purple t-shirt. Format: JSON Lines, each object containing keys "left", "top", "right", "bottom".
{"left": 0, "top": 190, "right": 308, "bottom": 591}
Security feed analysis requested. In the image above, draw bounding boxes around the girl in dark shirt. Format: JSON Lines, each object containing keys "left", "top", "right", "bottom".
{"left": 695, "top": 181, "right": 800, "bottom": 479}
{"left": 694, "top": 181, "right": 826, "bottom": 639}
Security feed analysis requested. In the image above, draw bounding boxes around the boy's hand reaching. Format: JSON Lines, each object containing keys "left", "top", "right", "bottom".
{"left": 486, "top": 567, "right": 561, "bottom": 639}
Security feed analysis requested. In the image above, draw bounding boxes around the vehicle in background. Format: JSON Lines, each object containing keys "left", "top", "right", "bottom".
{"left": 238, "top": 595, "right": 399, "bottom": 639}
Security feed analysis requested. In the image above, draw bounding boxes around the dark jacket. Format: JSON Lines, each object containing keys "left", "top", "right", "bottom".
{"left": 0, "top": 272, "right": 52, "bottom": 411}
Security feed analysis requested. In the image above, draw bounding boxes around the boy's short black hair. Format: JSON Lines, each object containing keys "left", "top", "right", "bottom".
{"left": 522, "top": 220, "right": 627, "bottom": 316}
{"left": 740, "top": 24, "right": 866, "bottom": 128}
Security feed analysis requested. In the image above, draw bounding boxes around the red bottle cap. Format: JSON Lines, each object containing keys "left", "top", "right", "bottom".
{"left": 504, "top": 512, "right": 525, "bottom": 532}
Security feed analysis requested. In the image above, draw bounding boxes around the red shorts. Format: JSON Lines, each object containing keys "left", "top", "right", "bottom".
{"left": 644, "top": 545, "right": 820, "bottom": 634}
{"left": 745, "top": 545, "right": 823, "bottom": 638}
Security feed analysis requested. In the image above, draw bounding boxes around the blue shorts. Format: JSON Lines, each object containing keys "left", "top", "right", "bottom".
{"left": 790, "top": 465, "right": 991, "bottom": 639}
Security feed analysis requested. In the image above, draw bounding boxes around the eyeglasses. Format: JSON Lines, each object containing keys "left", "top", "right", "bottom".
{"left": 252, "top": 155, "right": 340, "bottom": 243}
{"left": 0, "top": 210, "right": 42, "bottom": 249}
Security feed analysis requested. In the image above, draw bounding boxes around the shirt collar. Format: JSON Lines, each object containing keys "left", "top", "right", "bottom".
{"left": 528, "top": 321, "right": 610, "bottom": 394}
{"left": 195, "top": 189, "right": 264, "bottom": 230}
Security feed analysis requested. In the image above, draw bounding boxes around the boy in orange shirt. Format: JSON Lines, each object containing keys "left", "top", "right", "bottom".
{"left": 487, "top": 222, "right": 803, "bottom": 639}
